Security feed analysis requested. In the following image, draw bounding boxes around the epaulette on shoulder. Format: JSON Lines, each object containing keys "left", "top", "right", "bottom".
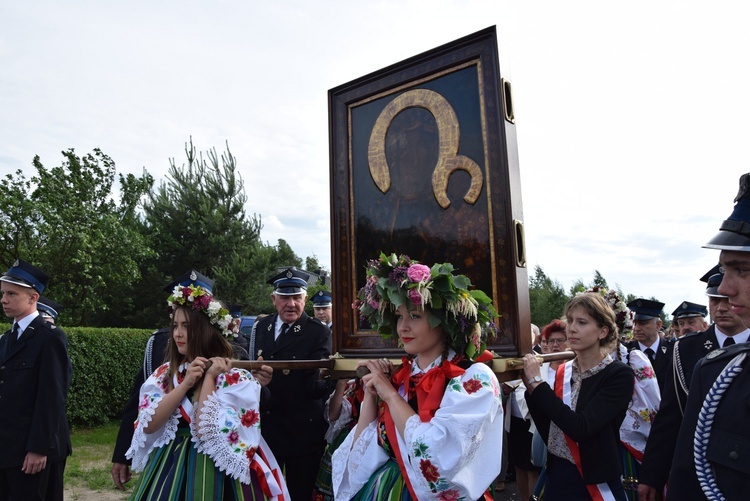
{"left": 678, "top": 330, "right": 705, "bottom": 341}
{"left": 674, "top": 331, "right": 709, "bottom": 351}
{"left": 703, "top": 342, "right": 750, "bottom": 363}
{"left": 153, "top": 327, "right": 170, "bottom": 336}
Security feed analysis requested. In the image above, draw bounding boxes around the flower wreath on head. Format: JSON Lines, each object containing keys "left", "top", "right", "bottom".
{"left": 355, "top": 252, "right": 498, "bottom": 361}
{"left": 167, "top": 284, "right": 239, "bottom": 339}
{"left": 579, "top": 286, "right": 634, "bottom": 336}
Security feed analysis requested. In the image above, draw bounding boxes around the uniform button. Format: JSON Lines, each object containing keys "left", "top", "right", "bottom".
{"left": 729, "top": 451, "right": 739, "bottom": 460}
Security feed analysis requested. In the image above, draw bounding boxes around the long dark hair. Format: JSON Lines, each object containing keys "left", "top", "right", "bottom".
{"left": 167, "top": 305, "right": 233, "bottom": 389}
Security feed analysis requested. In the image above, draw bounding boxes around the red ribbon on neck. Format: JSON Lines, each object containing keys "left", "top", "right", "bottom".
{"left": 392, "top": 357, "right": 465, "bottom": 421}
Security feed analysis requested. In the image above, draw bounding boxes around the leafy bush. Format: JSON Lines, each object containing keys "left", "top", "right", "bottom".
{"left": 65, "top": 327, "right": 154, "bottom": 427}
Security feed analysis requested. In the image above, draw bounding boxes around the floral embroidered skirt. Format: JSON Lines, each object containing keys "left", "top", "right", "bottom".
{"left": 350, "top": 457, "right": 411, "bottom": 501}
{"left": 129, "top": 428, "right": 269, "bottom": 501}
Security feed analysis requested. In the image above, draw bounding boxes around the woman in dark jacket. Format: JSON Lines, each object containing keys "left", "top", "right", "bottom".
{"left": 522, "top": 293, "right": 635, "bottom": 500}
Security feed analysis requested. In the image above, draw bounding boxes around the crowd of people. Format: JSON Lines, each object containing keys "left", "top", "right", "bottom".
{"left": 4, "top": 173, "right": 750, "bottom": 499}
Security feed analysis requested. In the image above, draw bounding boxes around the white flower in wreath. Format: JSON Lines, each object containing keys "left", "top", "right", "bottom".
{"left": 206, "top": 300, "right": 221, "bottom": 317}
{"left": 217, "top": 314, "right": 231, "bottom": 330}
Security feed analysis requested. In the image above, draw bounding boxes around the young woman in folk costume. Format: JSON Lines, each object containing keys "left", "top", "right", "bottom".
{"left": 522, "top": 292, "right": 635, "bottom": 501}
{"left": 332, "top": 253, "right": 504, "bottom": 500}
{"left": 126, "top": 272, "right": 289, "bottom": 500}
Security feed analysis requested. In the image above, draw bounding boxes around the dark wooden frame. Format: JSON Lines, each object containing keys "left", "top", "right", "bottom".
{"left": 328, "top": 26, "right": 530, "bottom": 357}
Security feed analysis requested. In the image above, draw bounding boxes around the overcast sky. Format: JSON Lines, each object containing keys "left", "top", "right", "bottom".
{"left": 2, "top": 1, "right": 748, "bottom": 319}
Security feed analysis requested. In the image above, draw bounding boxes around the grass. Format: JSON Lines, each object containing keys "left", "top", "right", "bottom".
{"left": 65, "top": 421, "right": 136, "bottom": 499}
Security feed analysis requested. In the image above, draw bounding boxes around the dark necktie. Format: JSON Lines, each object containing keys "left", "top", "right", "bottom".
{"left": 644, "top": 348, "right": 655, "bottom": 362}
{"left": 723, "top": 337, "right": 736, "bottom": 348}
{"left": 8, "top": 323, "right": 19, "bottom": 349}
{"left": 280, "top": 323, "right": 289, "bottom": 338}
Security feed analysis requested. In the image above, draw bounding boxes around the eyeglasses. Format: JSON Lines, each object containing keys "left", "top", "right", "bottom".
{"left": 547, "top": 338, "right": 567, "bottom": 345}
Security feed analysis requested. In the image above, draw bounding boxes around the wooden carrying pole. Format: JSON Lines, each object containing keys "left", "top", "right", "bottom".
{"left": 230, "top": 351, "right": 575, "bottom": 380}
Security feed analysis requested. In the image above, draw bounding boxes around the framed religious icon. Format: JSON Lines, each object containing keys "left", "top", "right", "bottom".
{"left": 328, "top": 26, "right": 530, "bottom": 357}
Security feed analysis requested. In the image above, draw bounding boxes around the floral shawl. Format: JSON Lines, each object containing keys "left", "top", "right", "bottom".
{"left": 618, "top": 346, "right": 661, "bottom": 460}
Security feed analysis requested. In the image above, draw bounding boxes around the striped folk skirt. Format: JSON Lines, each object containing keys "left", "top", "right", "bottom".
{"left": 129, "top": 428, "right": 270, "bottom": 501}
{"left": 350, "top": 457, "right": 410, "bottom": 501}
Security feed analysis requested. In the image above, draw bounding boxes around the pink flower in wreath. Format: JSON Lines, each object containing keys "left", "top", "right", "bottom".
{"left": 420, "top": 459, "right": 440, "bottom": 483}
{"left": 407, "top": 264, "right": 431, "bottom": 283}
{"left": 463, "top": 379, "right": 483, "bottom": 394}
{"left": 438, "top": 490, "right": 461, "bottom": 501}
{"left": 194, "top": 294, "right": 212, "bottom": 310}
{"left": 241, "top": 409, "right": 260, "bottom": 427}
{"left": 408, "top": 289, "right": 423, "bottom": 305}
{"left": 227, "top": 430, "right": 239, "bottom": 444}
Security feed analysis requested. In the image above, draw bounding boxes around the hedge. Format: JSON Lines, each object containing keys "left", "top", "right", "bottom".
{"left": 1, "top": 322, "right": 155, "bottom": 428}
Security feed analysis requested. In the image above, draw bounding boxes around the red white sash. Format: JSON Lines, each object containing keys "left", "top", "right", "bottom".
{"left": 554, "top": 363, "right": 617, "bottom": 501}
{"left": 173, "top": 372, "right": 194, "bottom": 423}
{"left": 383, "top": 405, "right": 420, "bottom": 500}
{"left": 252, "top": 437, "right": 288, "bottom": 500}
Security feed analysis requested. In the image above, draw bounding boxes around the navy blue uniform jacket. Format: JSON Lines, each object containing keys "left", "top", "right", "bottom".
{"left": 639, "top": 326, "right": 719, "bottom": 490}
{"left": 666, "top": 342, "right": 750, "bottom": 500}
{"left": 0, "top": 315, "right": 72, "bottom": 468}
{"left": 254, "top": 312, "right": 333, "bottom": 458}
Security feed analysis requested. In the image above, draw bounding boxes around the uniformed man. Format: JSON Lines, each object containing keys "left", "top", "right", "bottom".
{"left": 312, "top": 290, "right": 333, "bottom": 329}
{"left": 37, "top": 296, "right": 62, "bottom": 324}
{"left": 660, "top": 172, "right": 750, "bottom": 500}
{"left": 254, "top": 267, "right": 334, "bottom": 500}
{"left": 626, "top": 298, "right": 672, "bottom": 392}
{"left": 228, "top": 304, "right": 252, "bottom": 359}
{"left": 670, "top": 301, "right": 708, "bottom": 338}
{"left": 637, "top": 270, "right": 749, "bottom": 500}
{"left": 313, "top": 290, "right": 333, "bottom": 355}
{"left": 0, "top": 259, "right": 72, "bottom": 501}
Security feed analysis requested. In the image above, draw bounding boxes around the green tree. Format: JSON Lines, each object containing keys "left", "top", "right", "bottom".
{"left": 569, "top": 279, "right": 586, "bottom": 295}
{"left": 0, "top": 170, "right": 39, "bottom": 265}
{"left": 592, "top": 270, "right": 608, "bottom": 289}
{"left": 143, "top": 139, "right": 261, "bottom": 278}
{"left": 0, "top": 149, "right": 154, "bottom": 326}
{"left": 215, "top": 238, "right": 305, "bottom": 316}
{"left": 529, "top": 265, "right": 569, "bottom": 327}
{"left": 134, "top": 139, "right": 264, "bottom": 327}
{"left": 569, "top": 270, "right": 609, "bottom": 296}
